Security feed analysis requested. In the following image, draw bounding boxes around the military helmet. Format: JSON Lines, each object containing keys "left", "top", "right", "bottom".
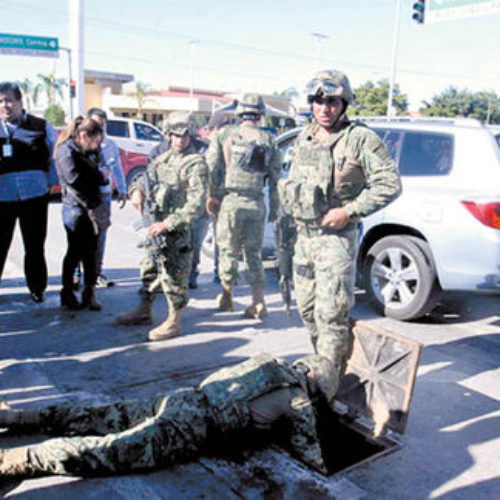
{"left": 236, "top": 93, "right": 266, "bottom": 117}
{"left": 293, "top": 354, "right": 340, "bottom": 403}
{"left": 166, "top": 111, "right": 197, "bottom": 136}
{"left": 305, "top": 69, "right": 354, "bottom": 105}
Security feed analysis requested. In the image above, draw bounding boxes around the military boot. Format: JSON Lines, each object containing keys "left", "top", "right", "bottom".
{"left": 116, "top": 293, "right": 154, "bottom": 325}
{"left": 0, "top": 447, "right": 36, "bottom": 478}
{"left": 244, "top": 286, "right": 268, "bottom": 320}
{"left": 81, "top": 286, "right": 101, "bottom": 311}
{"left": 148, "top": 310, "right": 182, "bottom": 341}
{"left": 216, "top": 282, "right": 234, "bottom": 312}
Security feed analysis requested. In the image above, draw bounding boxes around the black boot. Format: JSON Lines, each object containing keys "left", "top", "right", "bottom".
{"left": 82, "top": 286, "right": 101, "bottom": 311}
{"left": 60, "top": 288, "right": 83, "bottom": 310}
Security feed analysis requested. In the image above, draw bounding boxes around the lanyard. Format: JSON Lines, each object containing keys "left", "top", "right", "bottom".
{"left": 0, "top": 119, "right": 12, "bottom": 143}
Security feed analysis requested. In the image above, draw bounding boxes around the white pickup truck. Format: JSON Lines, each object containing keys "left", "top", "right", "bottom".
{"left": 106, "top": 117, "right": 163, "bottom": 155}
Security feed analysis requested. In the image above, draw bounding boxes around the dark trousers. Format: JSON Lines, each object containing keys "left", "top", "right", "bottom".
{"left": 62, "top": 212, "right": 98, "bottom": 291}
{"left": 0, "top": 194, "right": 49, "bottom": 293}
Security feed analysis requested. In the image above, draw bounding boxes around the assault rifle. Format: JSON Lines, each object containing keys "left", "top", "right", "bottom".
{"left": 275, "top": 213, "right": 296, "bottom": 315}
{"left": 133, "top": 170, "right": 165, "bottom": 258}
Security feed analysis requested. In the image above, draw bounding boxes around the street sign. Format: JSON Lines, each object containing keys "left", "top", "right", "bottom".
{"left": 426, "top": 0, "right": 500, "bottom": 23}
{"left": 0, "top": 33, "right": 59, "bottom": 58}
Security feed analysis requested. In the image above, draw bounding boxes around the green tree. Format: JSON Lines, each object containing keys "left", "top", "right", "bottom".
{"left": 351, "top": 79, "right": 408, "bottom": 116}
{"left": 36, "top": 72, "right": 66, "bottom": 107}
{"left": 421, "top": 87, "right": 500, "bottom": 124}
{"left": 44, "top": 104, "right": 66, "bottom": 126}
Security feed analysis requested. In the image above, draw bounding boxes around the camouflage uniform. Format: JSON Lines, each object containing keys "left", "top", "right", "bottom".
{"left": 116, "top": 112, "right": 208, "bottom": 341}
{"left": 0, "top": 353, "right": 338, "bottom": 477}
{"left": 279, "top": 70, "right": 402, "bottom": 382}
{"left": 137, "top": 143, "right": 207, "bottom": 310}
{"left": 206, "top": 94, "right": 281, "bottom": 317}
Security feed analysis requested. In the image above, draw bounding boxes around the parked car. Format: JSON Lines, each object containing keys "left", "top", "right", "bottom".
{"left": 119, "top": 148, "right": 150, "bottom": 189}
{"left": 204, "top": 117, "right": 500, "bottom": 321}
{"left": 106, "top": 118, "right": 163, "bottom": 155}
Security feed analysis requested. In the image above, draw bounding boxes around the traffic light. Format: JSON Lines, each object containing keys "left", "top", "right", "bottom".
{"left": 412, "top": 0, "right": 425, "bottom": 24}
{"left": 69, "top": 80, "right": 76, "bottom": 98}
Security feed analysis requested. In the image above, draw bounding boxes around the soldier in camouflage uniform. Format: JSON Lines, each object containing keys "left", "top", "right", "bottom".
{"left": 116, "top": 112, "right": 208, "bottom": 341}
{"left": 0, "top": 353, "right": 338, "bottom": 478}
{"left": 278, "top": 70, "right": 401, "bottom": 387}
{"left": 205, "top": 93, "right": 281, "bottom": 319}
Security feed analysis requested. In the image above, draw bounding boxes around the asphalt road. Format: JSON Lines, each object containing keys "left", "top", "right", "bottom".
{"left": 1, "top": 200, "right": 499, "bottom": 499}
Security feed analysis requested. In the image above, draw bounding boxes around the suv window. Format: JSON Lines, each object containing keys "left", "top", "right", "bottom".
{"left": 107, "top": 120, "right": 129, "bottom": 138}
{"left": 375, "top": 128, "right": 453, "bottom": 176}
{"left": 134, "top": 123, "right": 163, "bottom": 142}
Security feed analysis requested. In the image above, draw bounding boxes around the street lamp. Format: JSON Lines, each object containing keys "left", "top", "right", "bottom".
{"left": 189, "top": 39, "right": 200, "bottom": 104}
{"left": 311, "top": 32, "right": 328, "bottom": 71}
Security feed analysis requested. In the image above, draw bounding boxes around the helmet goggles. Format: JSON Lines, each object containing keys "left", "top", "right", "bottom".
{"left": 306, "top": 79, "right": 343, "bottom": 100}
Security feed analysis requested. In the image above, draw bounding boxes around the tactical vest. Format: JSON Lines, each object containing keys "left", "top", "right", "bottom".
{"left": 223, "top": 125, "right": 271, "bottom": 197}
{"left": 0, "top": 115, "right": 50, "bottom": 174}
{"left": 279, "top": 122, "right": 366, "bottom": 222}
{"left": 199, "top": 353, "right": 306, "bottom": 433}
{"left": 153, "top": 148, "right": 204, "bottom": 218}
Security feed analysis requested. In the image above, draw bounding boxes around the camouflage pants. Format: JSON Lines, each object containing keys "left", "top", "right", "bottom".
{"left": 23, "top": 389, "right": 210, "bottom": 476}
{"left": 216, "top": 192, "right": 266, "bottom": 287}
{"left": 293, "top": 225, "right": 358, "bottom": 374}
{"left": 140, "top": 228, "right": 193, "bottom": 311}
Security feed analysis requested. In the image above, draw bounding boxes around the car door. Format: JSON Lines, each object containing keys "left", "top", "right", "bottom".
{"left": 131, "top": 122, "right": 164, "bottom": 155}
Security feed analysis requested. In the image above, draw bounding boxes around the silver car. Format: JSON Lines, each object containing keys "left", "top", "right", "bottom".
{"left": 277, "top": 117, "right": 500, "bottom": 320}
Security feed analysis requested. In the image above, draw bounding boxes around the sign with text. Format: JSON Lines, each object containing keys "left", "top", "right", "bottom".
{"left": 426, "top": 0, "right": 500, "bottom": 23}
{"left": 0, "top": 33, "right": 59, "bottom": 58}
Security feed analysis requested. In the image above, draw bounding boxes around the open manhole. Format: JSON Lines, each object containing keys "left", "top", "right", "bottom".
{"left": 318, "top": 320, "right": 421, "bottom": 475}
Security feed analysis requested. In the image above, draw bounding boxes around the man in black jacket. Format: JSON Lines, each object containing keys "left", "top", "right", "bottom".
{"left": 0, "top": 82, "right": 57, "bottom": 303}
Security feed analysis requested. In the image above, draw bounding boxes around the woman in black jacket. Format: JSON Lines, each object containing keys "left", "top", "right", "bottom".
{"left": 54, "top": 116, "right": 108, "bottom": 310}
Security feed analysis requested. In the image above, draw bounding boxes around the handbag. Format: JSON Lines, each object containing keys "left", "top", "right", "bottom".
{"left": 65, "top": 185, "right": 111, "bottom": 235}
{"left": 87, "top": 201, "right": 111, "bottom": 235}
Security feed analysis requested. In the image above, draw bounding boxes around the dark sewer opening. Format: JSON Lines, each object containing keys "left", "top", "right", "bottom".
{"left": 315, "top": 398, "right": 388, "bottom": 475}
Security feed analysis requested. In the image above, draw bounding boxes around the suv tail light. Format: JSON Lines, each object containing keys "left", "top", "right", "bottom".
{"left": 461, "top": 201, "right": 500, "bottom": 229}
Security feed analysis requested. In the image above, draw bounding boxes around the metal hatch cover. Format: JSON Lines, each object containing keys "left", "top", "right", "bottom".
{"left": 335, "top": 320, "right": 421, "bottom": 437}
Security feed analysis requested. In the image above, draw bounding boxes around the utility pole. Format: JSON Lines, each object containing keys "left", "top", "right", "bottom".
{"left": 189, "top": 39, "right": 199, "bottom": 107}
{"left": 69, "top": 0, "right": 84, "bottom": 116}
{"left": 59, "top": 46, "right": 73, "bottom": 120}
{"left": 387, "top": 0, "right": 402, "bottom": 117}
{"left": 311, "top": 32, "right": 328, "bottom": 71}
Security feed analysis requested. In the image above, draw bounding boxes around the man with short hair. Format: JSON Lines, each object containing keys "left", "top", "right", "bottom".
{"left": 116, "top": 111, "right": 208, "bottom": 341}
{"left": 205, "top": 93, "right": 281, "bottom": 319}
{"left": 85, "top": 107, "right": 127, "bottom": 288}
{"left": 0, "top": 81, "right": 57, "bottom": 303}
{"left": 278, "top": 69, "right": 402, "bottom": 381}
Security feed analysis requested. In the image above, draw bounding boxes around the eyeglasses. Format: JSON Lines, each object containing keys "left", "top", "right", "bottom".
{"left": 311, "top": 96, "right": 343, "bottom": 107}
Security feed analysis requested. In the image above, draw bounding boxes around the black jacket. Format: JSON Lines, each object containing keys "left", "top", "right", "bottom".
{"left": 55, "top": 138, "right": 108, "bottom": 209}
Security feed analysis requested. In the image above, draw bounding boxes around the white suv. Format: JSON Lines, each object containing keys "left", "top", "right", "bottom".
{"left": 277, "top": 117, "right": 500, "bottom": 320}
{"left": 106, "top": 118, "right": 163, "bottom": 155}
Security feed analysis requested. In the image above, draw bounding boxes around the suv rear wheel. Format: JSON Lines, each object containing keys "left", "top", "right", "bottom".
{"left": 364, "top": 235, "right": 440, "bottom": 320}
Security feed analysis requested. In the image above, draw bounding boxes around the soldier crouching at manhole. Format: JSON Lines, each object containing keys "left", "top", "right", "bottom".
{"left": 0, "top": 353, "right": 337, "bottom": 479}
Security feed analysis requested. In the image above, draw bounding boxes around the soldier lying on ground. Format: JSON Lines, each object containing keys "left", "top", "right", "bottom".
{"left": 0, "top": 353, "right": 338, "bottom": 479}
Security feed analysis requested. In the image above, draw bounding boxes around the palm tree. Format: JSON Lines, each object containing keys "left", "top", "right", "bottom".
{"left": 128, "top": 81, "right": 151, "bottom": 119}
{"left": 36, "top": 72, "right": 67, "bottom": 107}
{"left": 15, "top": 78, "right": 37, "bottom": 112}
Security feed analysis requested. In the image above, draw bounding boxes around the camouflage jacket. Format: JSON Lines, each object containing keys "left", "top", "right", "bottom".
{"left": 281, "top": 119, "right": 402, "bottom": 223}
{"left": 205, "top": 123, "right": 281, "bottom": 215}
{"left": 134, "top": 141, "right": 208, "bottom": 232}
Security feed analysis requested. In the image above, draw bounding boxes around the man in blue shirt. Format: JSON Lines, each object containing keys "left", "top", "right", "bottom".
{"left": 86, "top": 108, "right": 127, "bottom": 287}
{"left": 0, "top": 81, "right": 57, "bottom": 303}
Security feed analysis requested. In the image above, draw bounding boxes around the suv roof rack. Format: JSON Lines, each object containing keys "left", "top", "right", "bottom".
{"left": 351, "top": 115, "right": 483, "bottom": 128}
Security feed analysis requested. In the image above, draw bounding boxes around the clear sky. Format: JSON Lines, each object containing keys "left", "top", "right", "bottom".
{"left": 2, "top": 0, "right": 500, "bottom": 110}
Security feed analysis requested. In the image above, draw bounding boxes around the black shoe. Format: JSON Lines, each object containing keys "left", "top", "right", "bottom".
{"left": 60, "top": 289, "right": 82, "bottom": 310}
{"left": 96, "top": 275, "right": 114, "bottom": 288}
{"left": 82, "top": 287, "right": 102, "bottom": 311}
{"left": 30, "top": 292, "right": 44, "bottom": 303}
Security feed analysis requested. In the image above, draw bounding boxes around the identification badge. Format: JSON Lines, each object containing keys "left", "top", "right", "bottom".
{"left": 2, "top": 143, "right": 13, "bottom": 157}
